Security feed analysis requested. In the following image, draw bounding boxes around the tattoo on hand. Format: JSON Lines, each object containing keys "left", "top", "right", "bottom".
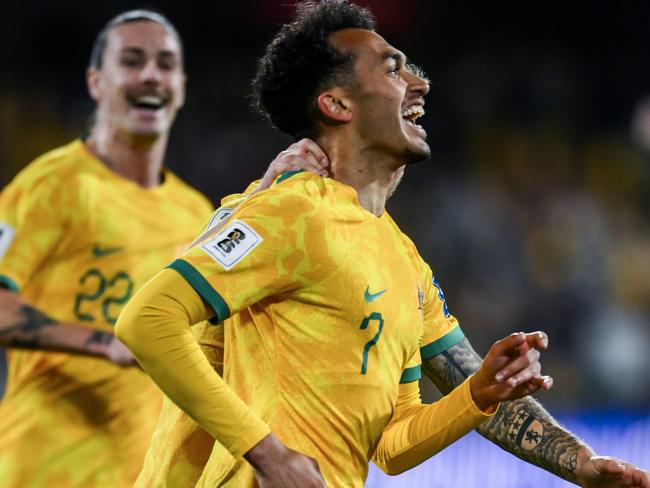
{"left": 0, "top": 305, "right": 56, "bottom": 348}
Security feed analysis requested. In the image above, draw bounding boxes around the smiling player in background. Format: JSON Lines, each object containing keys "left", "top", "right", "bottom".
{"left": 0, "top": 9, "right": 328, "bottom": 487}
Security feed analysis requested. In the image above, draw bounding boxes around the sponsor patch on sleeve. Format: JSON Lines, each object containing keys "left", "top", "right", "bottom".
{"left": 200, "top": 219, "right": 262, "bottom": 271}
{"left": 0, "top": 222, "right": 16, "bottom": 260}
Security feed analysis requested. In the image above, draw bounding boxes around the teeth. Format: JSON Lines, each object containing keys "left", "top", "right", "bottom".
{"left": 401, "top": 105, "right": 425, "bottom": 119}
{"left": 135, "top": 95, "right": 163, "bottom": 107}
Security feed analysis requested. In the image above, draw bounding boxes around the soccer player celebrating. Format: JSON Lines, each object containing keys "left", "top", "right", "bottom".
{"left": 0, "top": 9, "right": 328, "bottom": 487}
{"left": 115, "top": 2, "right": 582, "bottom": 487}
{"left": 119, "top": 1, "right": 649, "bottom": 487}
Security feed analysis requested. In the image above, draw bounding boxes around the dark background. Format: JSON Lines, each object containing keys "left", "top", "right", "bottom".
{"left": 2, "top": 0, "right": 650, "bottom": 409}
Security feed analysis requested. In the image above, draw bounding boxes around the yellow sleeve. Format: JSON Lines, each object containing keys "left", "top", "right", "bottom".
{"left": 0, "top": 170, "right": 76, "bottom": 291}
{"left": 372, "top": 376, "right": 498, "bottom": 475}
{"left": 114, "top": 267, "right": 271, "bottom": 457}
{"left": 420, "top": 265, "right": 465, "bottom": 362}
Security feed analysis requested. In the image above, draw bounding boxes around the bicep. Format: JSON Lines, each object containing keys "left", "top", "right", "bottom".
{"left": 421, "top": 338, "right": 483, "bottom": 395}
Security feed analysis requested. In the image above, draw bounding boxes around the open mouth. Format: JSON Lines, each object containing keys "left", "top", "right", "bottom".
{"left": 401, "top": 105, "right": 425, "bottom": 128}
{"left": 127, "top": 94, "right": 167, "bottom": 111}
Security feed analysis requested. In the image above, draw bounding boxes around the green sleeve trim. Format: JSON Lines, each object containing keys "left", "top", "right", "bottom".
{"left": 275, "top": 169, "right": 305, "bottom": 185}
{"left": 0, "top": 275, "right": 19, "bottom": 293}
{"left": 166, "top": 259, "right": 230, "bottom": 322}
{"left": 420, "top": 326, "right": 465, "bottom": 361}
{"left": 400, "top": 365, "right": 421, "bottom": 383}
{"left": 208, "top": 316, "right": 224, "bottom": 325}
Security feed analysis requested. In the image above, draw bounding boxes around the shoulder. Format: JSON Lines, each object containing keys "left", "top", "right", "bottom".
{"left": 272, "top": 170, "right": 331, "bottom": 199}
{"left": 11, "top": 140, "right": 86, "bottom": 187}
{"left": 2, "top": 140, "right": 87, "bottom": 202}
{"left": 236, "top": 170, "right": 331, "bottom": 220}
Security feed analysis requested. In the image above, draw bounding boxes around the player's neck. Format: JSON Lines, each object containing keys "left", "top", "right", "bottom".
{"left": 317, "top": 133, "right": 401, "bottom": 217}
{"left": 85, "top": 126, "right": 167, "bottom": 189}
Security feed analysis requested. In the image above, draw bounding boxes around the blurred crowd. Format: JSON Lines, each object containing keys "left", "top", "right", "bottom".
{"left": 2, "top": 0, "right": 650, "bottom": 410}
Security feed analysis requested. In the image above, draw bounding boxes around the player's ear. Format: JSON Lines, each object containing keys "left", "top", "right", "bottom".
{"left": 87, "top": 68, "right": 101, "bottom": 102}
{"left": 317, "top": 89, "right": 352, "bottom": 123}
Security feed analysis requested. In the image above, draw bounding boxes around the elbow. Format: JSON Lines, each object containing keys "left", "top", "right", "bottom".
{"left": 113, "top": 314, "right": 132, "bottom": 346}
{"left": 372, "top": 442, "right": 410, "bottom": 476}
{"left": 373, "top": 456, "right": 408, "bottom": 476}
{"left": 114, "top": 300, "right": 144, "bottom": 352}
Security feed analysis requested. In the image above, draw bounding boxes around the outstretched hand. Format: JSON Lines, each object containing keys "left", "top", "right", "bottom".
{"left": 470, "top": 331, "right": 553, "bottom": 410}
{"left": 577, "top": 456, "right": 650, "bottom": 488}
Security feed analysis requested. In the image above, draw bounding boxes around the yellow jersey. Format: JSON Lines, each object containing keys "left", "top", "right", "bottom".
{"left": 167, "top": 171, "right": 463, "bottom": 487}
{"left": 0, "top": 140, "right": 213, "bottom": 487}
{"left": 133, "top": 185, "right": 257, "bottom": 488}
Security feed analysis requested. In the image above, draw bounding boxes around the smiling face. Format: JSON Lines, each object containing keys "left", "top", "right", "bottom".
{"left": 329, "top": 29, "right": 430, "bottom": 166}
{"left": 87, "top": 20, "right": 186, "bottom": 140}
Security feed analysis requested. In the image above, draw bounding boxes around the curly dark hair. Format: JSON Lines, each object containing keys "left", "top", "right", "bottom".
{"left": 252, "top": 0, "right": 376, "bottom": 137}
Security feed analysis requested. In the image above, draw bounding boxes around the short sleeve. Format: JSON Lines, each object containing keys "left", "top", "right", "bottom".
{"left": 0, "top": 176, "right": 73, "bottom": 292}
{"left": 419, "top": 264, "right": 465, "bottom": 361}
{"left": 168, "top": 184, "right": 335, "bottom": 322}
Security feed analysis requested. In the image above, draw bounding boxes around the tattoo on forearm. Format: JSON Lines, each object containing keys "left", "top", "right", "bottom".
{"left": 422, "top": 338, "right": 585, "bottom": 482}
{"left": 483, "top": 399, "right": 580, "bottom": 481}
{"left": 0, "top": 305, "right": 56, "bottom": 348}
{"left": 84, "top": 330, "right": 114, "bottom": 346}
{"left": 422, "top": 338, "right": 480, "bottom": 395}
{"left": 441, "top": 350, "right": 469, "bottom": 380}
{"left": 565, "top": 452, "right": 578, "bottom": 474}
{"left": 508, "top": 408, "right": 544, "bottom": 450}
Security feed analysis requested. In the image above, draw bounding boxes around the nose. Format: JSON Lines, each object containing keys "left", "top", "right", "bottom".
{"left": 408, "top": 72, "right": 429, "bottom": 98}
{"left": 140, "top": 59, "right": 162, "bottom": 84}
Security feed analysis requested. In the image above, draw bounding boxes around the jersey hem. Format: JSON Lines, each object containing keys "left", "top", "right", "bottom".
{"left": 420, "top": 326, "right": 465, "bottom": 361}
{"left": 167, "top": 259, "right": 230, "bottom": 321}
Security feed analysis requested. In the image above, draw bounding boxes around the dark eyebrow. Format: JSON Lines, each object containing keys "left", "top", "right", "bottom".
{"left": 120, "top": 47, "right": 146, "bottom": 56}
{"left": 382, "top": 50, "right": 406, "bottom": 66}
{"left": 158, "top": 50, "right": 179, "bottom": 59}
{"left": 120, "top": 47, "right": 178, "bottom": 58}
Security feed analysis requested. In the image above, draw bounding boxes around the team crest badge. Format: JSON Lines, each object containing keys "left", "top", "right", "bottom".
{"left": 417, "top": 285, "right": 425, "bottom": 311}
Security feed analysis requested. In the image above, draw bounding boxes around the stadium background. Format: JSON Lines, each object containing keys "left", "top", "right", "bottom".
{"left": 1, "top": 0, "right": 648, "bottom": 485}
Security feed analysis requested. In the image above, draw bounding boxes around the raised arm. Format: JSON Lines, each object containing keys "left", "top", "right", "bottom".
{"left": 422, "top": 336, "right": 650, "bottom": 487}
{"left": 374, "top": 332, "right": 551, "bottom": 474}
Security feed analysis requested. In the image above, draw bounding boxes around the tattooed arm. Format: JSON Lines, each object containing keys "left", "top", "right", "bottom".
{"left": 0, "top": 287, "right": 135, "bottom": 366}
{"left": 423, "top": 337, "right": 650, "bottom": 487}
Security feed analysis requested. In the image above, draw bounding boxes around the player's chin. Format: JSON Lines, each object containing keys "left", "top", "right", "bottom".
{"left": 127, "top": 123, "right": 168, "bottom": 139}
{"left": 403, "top": 140, "right": 431, "bottom": 165}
